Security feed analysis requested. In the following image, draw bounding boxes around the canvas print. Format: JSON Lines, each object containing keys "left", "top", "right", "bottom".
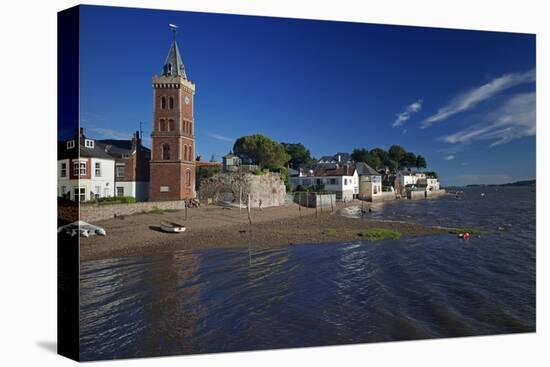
{"left": 57, "top": 5, "right": 536, "bottom": 361}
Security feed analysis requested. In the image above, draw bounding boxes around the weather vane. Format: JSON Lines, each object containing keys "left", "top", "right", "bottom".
{"left": 169, "top": 23, "right": 178, "bottom": 40}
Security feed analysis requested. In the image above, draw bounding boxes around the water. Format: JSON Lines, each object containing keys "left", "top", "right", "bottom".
{"left": 79, "top": 187, "right": 535, "bottom": 360}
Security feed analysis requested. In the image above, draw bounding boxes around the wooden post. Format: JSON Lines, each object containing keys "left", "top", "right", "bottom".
{"left": 239, "top": 186, "right": 242, "bottom": 212}
{"left": 315, "top": 193, "right": 318, "bottom": 218}
{"left": 298, "top": 192, "right": 302, "bottom": 217}
{"left": 320, "top": 193, "right": 323, "bottom": 213}
{"left": 330, "top": 193, "right": 334, "bottom": 212}
{"left": 306, "top": 192, "right": 309, "bottom": 209}
{"left": 247, "top": 194, "right": 252, "bottom": 225}
{"left": 185, "top": 203, "right": 188, "bottom": 220}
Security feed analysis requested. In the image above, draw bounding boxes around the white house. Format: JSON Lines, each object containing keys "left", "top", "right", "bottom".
{"left": 58, "top": 131, "right": 115, "bottom": 202}
{"left": 292, "top": 164, "right": 358, "bottom": 201}
{"left": 395, "top": 170, "right": 440, "bottom": 195}
{"left": 356, "top": 162, "right": 385, "bottom": 201}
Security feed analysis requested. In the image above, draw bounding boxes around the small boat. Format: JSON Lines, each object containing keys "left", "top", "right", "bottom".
{"left": 58, "top": 220, "right": 106, "bottom": 238}
{"left": 160, "top": 221, "right": 186, "bottom": 233}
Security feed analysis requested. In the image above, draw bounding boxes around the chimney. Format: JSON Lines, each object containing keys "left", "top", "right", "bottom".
{"left": 337, "top": 154, "right": 341, "bottom": 163}
{"left": 78, "top": 127, "right": 85, "bottom": 145}
{"left": 131, "top": 130, "right": 140, "bottom": 151}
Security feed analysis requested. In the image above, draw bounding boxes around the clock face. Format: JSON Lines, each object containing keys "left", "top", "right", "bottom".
{"left": 184, "top": 96, "right": 190, "bottom": 105}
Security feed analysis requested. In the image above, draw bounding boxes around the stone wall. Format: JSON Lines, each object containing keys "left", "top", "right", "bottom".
{"left": 426, "top": 189, "right": 447, "bottom": 198}
{"left": 80, "top": 200, "right": 188, "bottom": 223}
{"left": 293, "top": 192, "right": 336, "bottom": 208}
{"left": 199, "top": 172, "right": 286, "bottom": 208}
{"left": 408, "top": 190, "right": 426, "bottom": 200}
{"left": 371, "top": 191, "right": 396, "bottom": 202}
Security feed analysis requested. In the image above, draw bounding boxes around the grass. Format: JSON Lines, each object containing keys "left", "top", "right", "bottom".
{"left": 322, "top": 228, "right": 337, "bottom": 237}
{"left": 357, "top": 228, "right": 401, "bottom": 241}
{"left": 447, "top": 227, "right": 486, "bottom": 236}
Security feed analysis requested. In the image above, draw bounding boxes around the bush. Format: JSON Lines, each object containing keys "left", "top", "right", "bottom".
{"left": 357, "top": 228, "right": 401, "bottom": 241}
{"left": 97, "top": 196, "right": 136, "bottom": 205}
{"left": 322, "top": 228, "right": 337, "bottom": 237}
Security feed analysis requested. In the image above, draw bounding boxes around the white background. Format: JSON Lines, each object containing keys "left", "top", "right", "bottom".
{"left": 0, "top": 0, "right": 548, "bottom": 365}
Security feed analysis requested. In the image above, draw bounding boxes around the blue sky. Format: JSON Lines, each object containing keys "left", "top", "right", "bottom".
{"left": 76, "top": 5, "right": 536, "bottom": 186}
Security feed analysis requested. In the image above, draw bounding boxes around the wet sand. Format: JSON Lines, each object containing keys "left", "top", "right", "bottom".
{"left": 80, "top": 202, "right": 447, "bottom": 261}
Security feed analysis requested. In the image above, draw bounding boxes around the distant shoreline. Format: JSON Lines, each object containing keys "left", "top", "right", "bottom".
{"left": 79, "top": 202, "right": 448, "bottom": 262}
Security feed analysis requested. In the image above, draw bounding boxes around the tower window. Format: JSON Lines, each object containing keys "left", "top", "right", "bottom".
{"left": 168, "top": 63, "right": 172, "bottom": 72}
{"left": 159, "top": 119, "right": 166, "bottom": 132}
{"left": 168, "top": 119, "right": 175, "bottom": 132}
{"left": 184, "top": 145, "right": 188, "bottom": 161}
{"left": 185, "top": 170, "right": 191, "bottom": 186}
{"left": 161, "top": 97, "right": 166, "bottom": 110}
{"left": 162, "top": 143, "right": 170, "bottom": 160}
{"left": 169, "top": 97, "right": 174, "bottom": 110}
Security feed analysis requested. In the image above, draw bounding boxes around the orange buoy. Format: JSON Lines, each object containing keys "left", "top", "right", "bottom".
{"left": 463, "top": 232, "right": 471, "bottom": 240}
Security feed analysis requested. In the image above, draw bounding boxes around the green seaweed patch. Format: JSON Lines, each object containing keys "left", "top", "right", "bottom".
{"left": 448, "top": 227, "right": 486, "bottom": 236}
{"left": 358, "top": 228, "right": 401, "bottom": 241}
{"left": 322, "top": 228, "right": 337, "bottom": 237}
{"left": 147, "top": 207, "right": 179, "bottom": 215}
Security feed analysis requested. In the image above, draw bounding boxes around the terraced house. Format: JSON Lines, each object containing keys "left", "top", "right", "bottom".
{"left": 57, "top": 128, "right": 150, "bottom": 201}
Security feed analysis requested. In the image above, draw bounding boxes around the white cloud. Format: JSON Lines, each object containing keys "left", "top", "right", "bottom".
{"left": 88, "top": 127, "right": 131, "bottom": 140}
{"left": 444, "top": 155, "right": 455, "bottom": 160}
{"left": 392, "top": 99, "right": 423, "bottom": 128}
{"left": 208, "top": 133, "right": 234, "bottom": 143}
{"left": 422, "top": 69, "right": 535, "bottom": 128}
{"left": 441, "top": 92, "right": 535, "bottom": 147}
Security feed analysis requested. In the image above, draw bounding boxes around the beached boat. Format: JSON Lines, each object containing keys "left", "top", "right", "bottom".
{"left": 58, "top": 220, "right": 106, "bottom": 237}
{"left": 160, "top": 221, "right": 186, "bottom": 233}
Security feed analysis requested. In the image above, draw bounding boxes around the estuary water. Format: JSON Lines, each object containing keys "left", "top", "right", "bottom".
{"left": 79, "top": 187, "right": 535, "bottom": 360}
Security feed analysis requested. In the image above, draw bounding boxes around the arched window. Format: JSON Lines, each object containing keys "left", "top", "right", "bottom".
{"left": 159, "top": 119, "right": 166, "bottom": 132}
{"left": 185, "top": 170, "right": 191, "bottom": 186}
{"left": 162, "top": 143, "right": 170, "bottom": 160}
{"left": 168, "top": 119, "right": 175, "bottom": 132}
{"left": 161, "top": 97, "right": 166, "bottom": 110}
{"left": 184, "top": 145, "right": 188, "bottom": 161}
{"left": 168, "top": 64, "right": 172, "bottom": 73}
{"left": 189, "top": 122, "right": 192, "bottom": 135}
{"left": 169, "top": 97, "right": 174, "bottom": 110}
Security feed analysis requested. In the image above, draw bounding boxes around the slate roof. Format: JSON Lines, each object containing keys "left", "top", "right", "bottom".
{"left": 313, "top": 165, "right": 355, "bottom": 177}
{"left": 162, "top": 39, "right": 187, "bottom": 79}
{"left": 318, "top": 152, "right": 352, "bottom": 163}
{"left": 355, "top": 162, "right": 381, "bottom": 176}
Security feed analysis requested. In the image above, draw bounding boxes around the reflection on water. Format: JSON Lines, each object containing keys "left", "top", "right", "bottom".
{"left": 80, "top": 187, "right": 535, "bottom": 361}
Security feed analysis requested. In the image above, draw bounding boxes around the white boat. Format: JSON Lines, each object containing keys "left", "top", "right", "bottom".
{"left": 58, "top": 220, "right": 107, "bottom": 238}
{"left": 160, "top": 221, "right": 186, "bottom": 233}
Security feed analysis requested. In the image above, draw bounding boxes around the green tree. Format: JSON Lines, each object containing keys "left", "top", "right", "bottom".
{"left": 401, "top": 152, "right": 418, "bottom": 168}
{"left": 389, "top": 145, "right": 407, "bottom": 164}
{"left": 370, "top": 147, "right": 389, "bottom": 163}
{"left": 233, "top": 134, "right": 290, "bottom": 170}
{"left": 281, "top": 142, "right": 314, "bottom": 169}
{"left": 351, "top": 148, "right": 370, "bottom": 163}
{"left": 415, "top": 155, "right": 427, "bottom": 170}
{"left": 386, "top": 159, "right": 398, "bottom": 172}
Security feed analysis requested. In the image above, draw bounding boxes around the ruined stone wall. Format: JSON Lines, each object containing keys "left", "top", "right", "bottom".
{"left": 199, "top": 172, "right": 286, "bottom": 208}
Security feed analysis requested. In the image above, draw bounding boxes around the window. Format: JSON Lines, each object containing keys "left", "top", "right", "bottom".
{"left": 94, "top": 186, "right": 101, "bottom": 199}
{"left": 66, "top": 140, "right": 75, "bottom": 149}
{"left": 168, "top": 63, "right": 172, "bottom": 72}
{"left": 84, "top": 139, "right": 94, "bottom": 148}
{"left": 73, "top": 161, "right": 78, "bottom": 175}
{"left": 122, "top": 153, "right": 130, "bottom": 159}
{"left": 184, "top": 145, "right": 188, "bottom": 161}
{"left": 116, "top": 165, "right": 125, "bottom": 178}
{"left": 60, "top": 163, "right": 67, "bottom": 177}
{"left": 328, "top": 178, "right": 337, "bottom": 185}
{"left": 116, "top": 187, "right": 124, "bottom": 197}
{"left": 344, "top": 178, "right": 348, "bottom": 185}
{"left": 80, "top": 161, "right": 87, "bottom": 175}
{"left": 169, "top": 97, "right": 174, "bottom": 110}
{"left": 161, "top": 97, "right": 166, "bottom": 109}
{"left": 160, "top": 119, "right": 166, "bottom": 132}
{"left": 160, "top": 186, "right": 170, "bottom": 192}
{"left": 316, "top": 179, "right": 323, "bottom": 185}
{"left": 95, "top": 162, "right": 101, "bottom": 177}
{"left": 74, "top": 187, "right": 86, "bottom": 202}
{"left": 185, "top": 170, "right": 191, "bottom": 186}
{"left": 162, "top": 143, "right": 170, "bottom": 160}
{"left": 303, "top": 179, "right": 311, "bottom": 186}
{"left": 168, "top": 119, "right": 175, "bottom": 131}
{"left": 60, "top": 186, "right": 67, "bottom": 197}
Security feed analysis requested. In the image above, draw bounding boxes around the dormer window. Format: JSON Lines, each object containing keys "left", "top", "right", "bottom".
{"left": 66, "top": 140, "right": 75, "bottom": 149}
{"left": 168, "top": 63, "right": 172, "bottom": 73}
{"left": 84, "top": 139, "right": 94, "bottom": 148}
{"left": 122, "top": 153, "right": 130, "bottom": 159}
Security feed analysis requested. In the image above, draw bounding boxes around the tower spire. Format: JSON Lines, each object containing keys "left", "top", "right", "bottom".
{"left": 162, "top": 24, "right": 187, "bottom": 79}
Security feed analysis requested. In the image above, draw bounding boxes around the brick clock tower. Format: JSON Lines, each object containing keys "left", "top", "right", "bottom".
{"left": 149, "top": 27, "right": 196, "bottom": 201}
